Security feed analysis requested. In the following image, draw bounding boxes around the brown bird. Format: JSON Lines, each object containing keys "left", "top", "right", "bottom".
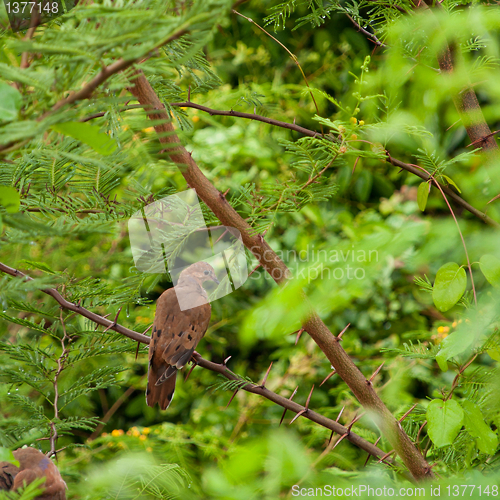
{"left": 0, "top": 461, "right": 19, "bottom": 490}
{"left": 146, "top": 261, "right": 219, "bottom": 410}
{"left": 0, "top": 448, "right": 66, "bottom": 499}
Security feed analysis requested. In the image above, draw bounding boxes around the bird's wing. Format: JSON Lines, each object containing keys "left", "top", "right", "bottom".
{"left": 146, "top": 287, "right": 211, "bottom": 409}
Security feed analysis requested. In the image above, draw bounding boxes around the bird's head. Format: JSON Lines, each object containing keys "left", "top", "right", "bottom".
{"left": 178, "top": 262, "right": 220, "bottom": 286}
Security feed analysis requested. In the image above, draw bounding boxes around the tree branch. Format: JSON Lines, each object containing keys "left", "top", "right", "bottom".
{"left": 0, "top": 261, "right": 404, "bottom": 472}
{"left": 191, "top": 353, "right": 415, "bottom": 476}
{"left": 128, "top": 72, "right": 434, "bottom": 480}
{"left": 169, "top": 101, "right": 320, "bottom": 137}
{"left": 0, "top": 261, "right": 149, "bottom": 344}
{"left": 170, "top": 101, "right": 498, "bottom": 227}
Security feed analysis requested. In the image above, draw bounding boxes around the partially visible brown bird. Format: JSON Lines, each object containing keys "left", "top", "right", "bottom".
{"left": 0, "top": 448, "right": 66, "bottom": 499}
{"left": 0, "top": 461, "right": 19, "bottom": 490}
{"left": 146, "top": 261, "right": 219, "bottom": 410}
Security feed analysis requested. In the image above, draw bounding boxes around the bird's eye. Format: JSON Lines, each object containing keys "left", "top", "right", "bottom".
{"left": 204, "top": 270, "right": 210, "bottom": 275}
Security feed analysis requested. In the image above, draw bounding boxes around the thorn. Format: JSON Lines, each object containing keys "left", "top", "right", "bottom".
{"left": 279, "top": 386, "right": 298, "bottom": 426}
{"left": 363, "top": 436, "right": 381, "bottom": 467}
{"left": 223, "top": 188, "right": 230, "bottom": 197}
{"left": 289, "top": 408, "right": 307, "bottom": 424}
{"left": 135, "top": 342, "right": 141, "bottom": 360}
{"left": 376, "top": 450, "right": 395, "bottom": 464}
{"left": 259, "top": 362, "right": 273, "bottom": 388}
{"left": 487, "top": 193, "right": 500, "bottom": 205}
{"left": 103, "top": 306, "right": 122, "bottom": 333}
{"left": 215, "top": 228, "right": 229, "bottom": 244}
{"left": 295, "top": 328, "right": 305, "bottom": 345}
{"left": 184, "top": 362, "right": 197, "bottom": 382}
{"left": 352, "top": 156, "right": 360, "bottom": 175}
{"left": 399, "top": 403, "right": 418, "bottom": 422}
{"left": 331, "top": 433, "right": 348, "bottom": 450}
{"left": 320, "top": 369, "right": 336, "bottom": 387}
{"left": 290, "top": 385, "right": 314, "bottom": 424}
{"left": 102, "top": 322, "right": 115, "bottom": 333}
{"left": 335, "top": 406, "right": 345, "bottom": 423}
{"left": 304, "top": 384, "right": 314, "bottom": 409}
{"left": 328, "top": 429, "right": 335, "bottom": 444}
{"left": 95, "top": 313, "right": 111, "bottom": 330}
{"left": 225, "top": 389, "right": 239, "bottom": 409}
{"left": 368, "top": 361, "right": 385, "bottom": 384}
{"left": 76, "top": 299, "right": 82, "bottom": 308}
{"left": 187, "top": 85, "right": 191, "bottom": 102}
{"left": 336, "top": 323, "right": 350, "bottom": 341}
{"left": 143, "top": 324, "right": 154, "bottom": 336}
{"left": 223, "top": 355, "right": 232, "bottom": 366}
{"left": 347, "top": 412, "right": 365, "bottom": 433}
{"left": 248, "top": 263, "right": 262, "bottom": 277}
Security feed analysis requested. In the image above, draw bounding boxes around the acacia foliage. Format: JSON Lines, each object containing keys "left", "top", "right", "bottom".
{"left": 0, "top": 0, "right": 500, "bottom": 497}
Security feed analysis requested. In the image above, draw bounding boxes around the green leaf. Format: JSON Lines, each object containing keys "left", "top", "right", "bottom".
{"left": 427, "top": 399, "right": 464, "bottom": 448}
{"left": 0, "top": 447, "right": 19, "bottom": 467}
{"left": 462, "top": 400, "right": 498, "bottom": 455}
{"left": 487, "top": 348, "right": 500, "bottom": 361}
{"left": 442, "top": 175, "right": 462, "bottom": 193}
{"left": 479, "top": 254, "right": 500, "bottom": 287}
{"left": 0, "top": 82, "right": 22, "bottom": 123}
{"left": 51, "top": 122, "right": 117, "bottom": 156}
{"left": 0, "top": 185, "right": 20, "bottom": 213}
{"left": 417, "top": 182, "right": 430, "bottom": 211}
{"left": 436, "top": 327, "right": 475, "bottom": 371}
{"left": 432, "top": 262, "right": 467, "bottom": 312}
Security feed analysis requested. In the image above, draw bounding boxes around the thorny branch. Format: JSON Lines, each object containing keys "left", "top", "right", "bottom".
{"left": 128, "top": 72, "right": 434, "bottom": 480}
{"left": 0, "top": 262, "right": 402, "bottom": 470}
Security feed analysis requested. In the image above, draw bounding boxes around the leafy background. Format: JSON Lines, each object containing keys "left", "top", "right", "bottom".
{"left": 0, "top": 0, "right": 499, "bottom": 498}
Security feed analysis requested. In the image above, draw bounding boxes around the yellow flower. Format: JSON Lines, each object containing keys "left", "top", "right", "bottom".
{"left": 350, "top": 134, "right": 358, "bottom": 140}
{"left": 102, "top": 432, "right": 108, "bottom": 437}
{"left": 111, "top": 429, "right": 124, "bottom": 437}
{"left": 437, "top": 326, "right": 450, "bottom": 334}
{"left": 132, "top": 430, "right": 140, "bottom": 437}
{"left": 338, "top": 125, "right": 346, "bottom": 134}
{"left": 143, "top": 127, "right": 155, "bottom": 133}
{"left": 139, "top": 434, "right": 147, "bottom": 441}
{"left": 142, "top": 427, "right": 151, "bottom": 434}
{"left": 452, "top": 321, "right": 457, "bottom": 328}
{"left": 350, "top": 117, "right": 357, "bottom": 125}
{"left": 146, "top": 447, "right": 153, "bottom": 453}
{"left": 358, "top": 120, "right": 365, "bottom": 126}
{"left": 192, "top": 116, "right": 200, "bottom": 123}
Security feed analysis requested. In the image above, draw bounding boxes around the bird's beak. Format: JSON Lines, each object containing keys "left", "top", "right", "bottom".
{"left": 211, "top": 275, "right": 220, "bottom": 285}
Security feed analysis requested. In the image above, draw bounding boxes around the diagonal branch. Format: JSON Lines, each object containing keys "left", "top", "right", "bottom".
{"left": 0, "top": 261, "right": 402, "bottom": 471}
{"left": 191, "top": 353, "right": 414, "bottom": 475}
{"left": 128, "top": 72, "right": 434, "bottom": 480}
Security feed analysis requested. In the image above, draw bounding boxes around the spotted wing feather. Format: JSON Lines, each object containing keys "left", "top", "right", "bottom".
{"left": 146, "top": 287, "right": 211, "bottom": 410}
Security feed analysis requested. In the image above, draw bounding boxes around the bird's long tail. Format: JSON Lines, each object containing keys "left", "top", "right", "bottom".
{"left": 146, "top": 367, "right": 177, "bottom": 410}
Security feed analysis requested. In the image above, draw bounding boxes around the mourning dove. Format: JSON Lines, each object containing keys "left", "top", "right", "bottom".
{"left": 0, "top": 448, "right": 66, "bottom": 499}
{"left": 146, "top": 261, "right": 219, "bottom": 410}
